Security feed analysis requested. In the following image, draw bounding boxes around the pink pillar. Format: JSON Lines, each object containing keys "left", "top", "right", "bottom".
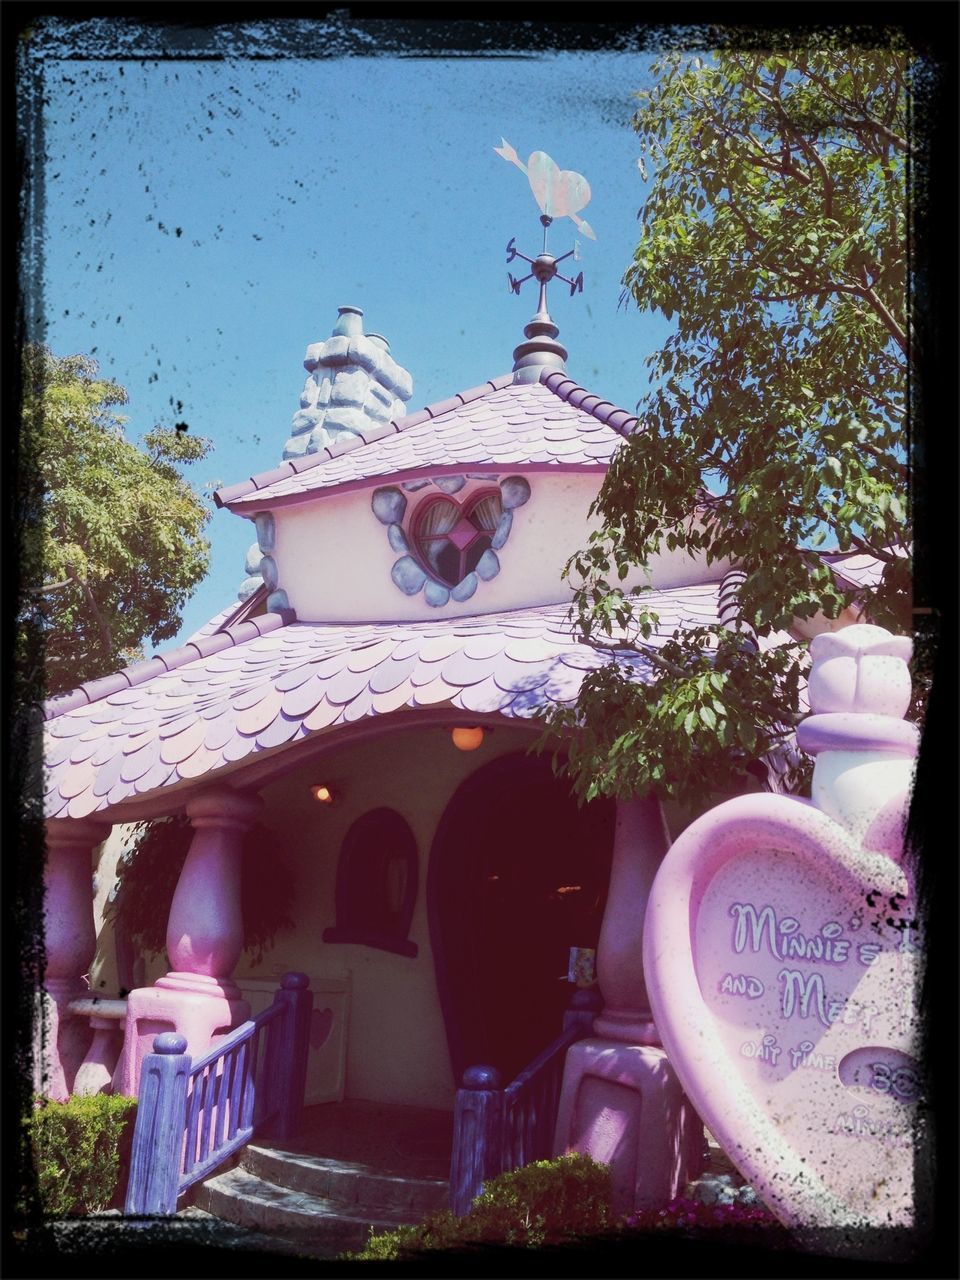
{"left": 593, "top": 795, "right": 669, "bottom": 1045}
{"left": 164, "top": 787, "right": 259, "bottom": 984}
{"left": 553, "top": 794, "right": 702, "bottom": 1213}
{"left": 39, "top": 818, "right": 110, "bottom": 1099}
{"left": 114, "top": 787, "right": 262, "bottom": 1096}
{"left": 71, "top": 998, "right": 127, "bottom": 1095}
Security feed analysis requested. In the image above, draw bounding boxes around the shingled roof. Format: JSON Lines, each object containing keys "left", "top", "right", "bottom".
{"left": 819, "top": 547, "right": 908, "bottom": 592}
{"left": 215, "top": 367, "right": 640, "bottom": 512}
{"left": 43, "top": 583, "right": 796, "bottom": 822}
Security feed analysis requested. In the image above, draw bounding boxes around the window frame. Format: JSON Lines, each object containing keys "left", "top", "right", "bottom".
{"left": 322, "top": 807, "right": 419, "bottom": 958}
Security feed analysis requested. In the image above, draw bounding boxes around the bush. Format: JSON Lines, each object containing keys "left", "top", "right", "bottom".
{"left": 27, "top": 1094, "right": 138, "bottom": 1216}
{"left": 351, "top": 1154, "right": 611, "bottom": 1260}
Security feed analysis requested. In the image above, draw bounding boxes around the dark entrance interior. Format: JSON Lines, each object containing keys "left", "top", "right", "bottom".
{"left": 428, "top": 752, "right": 615, "bottom": 1085}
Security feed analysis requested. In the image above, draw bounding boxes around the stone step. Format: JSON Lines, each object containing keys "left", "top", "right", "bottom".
{"left": 193, "top": 1166, "right": 421, "bottom": 1253}
{"left": 177, "top": 1205, "right": 343, "bottom": 1259}
{"left": 242, "top": 1142, "right": 449, "bottom": 1217}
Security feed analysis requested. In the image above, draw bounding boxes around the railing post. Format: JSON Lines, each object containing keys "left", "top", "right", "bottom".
{"left": 271, "top": 972, "right": 312, "bottom": 1143}
{"left": 124, "top": 1033, "right": 191, "bottom": 1215}
{"left": 562, "top": 984, "right": 603, "bottom": 1038}
{"left": 449, "top": 1064, "right": 503, "bottom": 1217}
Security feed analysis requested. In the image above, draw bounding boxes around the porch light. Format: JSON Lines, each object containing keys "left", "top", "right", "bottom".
{"left": 451, "top": 726, "right": 484, "bottom": 752}
{"left": 311, "top": 784, "right": 336, "bottom": 804}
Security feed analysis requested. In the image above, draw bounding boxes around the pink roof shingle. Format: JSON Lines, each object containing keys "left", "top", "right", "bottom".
{"left": 216, "top": 369, "right": 636, "bottom": 512}
{"left": 820, "top": 548, "right": 908, "bottom": 592}
{"left": 44, "top": 583, "right": 776, "bottom": 821}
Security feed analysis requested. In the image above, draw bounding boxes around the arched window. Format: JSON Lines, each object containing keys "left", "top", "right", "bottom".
{"left": 323, "top": 808, "right": 418, "bottom": 957}
{"left": 413, "top": 489, "right": 503, "bottom": 589}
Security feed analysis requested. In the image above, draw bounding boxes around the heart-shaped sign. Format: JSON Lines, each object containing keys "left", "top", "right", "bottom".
{"left": 643, "top": 793, "right": 919, "bottom": 1236}
{"left": 310, "top": 1006, "right": 334, "bottom": 1051}
{"left": 526, "top": 151, "right": 592, "bottom": 219}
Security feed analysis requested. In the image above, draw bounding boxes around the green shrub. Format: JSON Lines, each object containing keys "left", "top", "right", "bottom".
{"left": 351, "top": 1154, "right": 611, "bottom": 1260}
{"left": 27, "top": 1094, "right": 138, "bottom": 1216}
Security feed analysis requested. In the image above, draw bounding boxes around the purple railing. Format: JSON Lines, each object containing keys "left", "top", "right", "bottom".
{"left": 124, "top": 972, "right": 312, "bottom": 1216}
{"left": 449, "top": 986, "right": 602, "bottom": 1216}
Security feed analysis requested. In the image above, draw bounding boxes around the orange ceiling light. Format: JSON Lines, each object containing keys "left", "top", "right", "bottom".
{"left": 451, "top": 726, "right": 485, "bottom": 752}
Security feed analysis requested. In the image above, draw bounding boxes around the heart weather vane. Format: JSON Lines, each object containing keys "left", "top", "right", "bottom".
{"left": 494, "top": 138, "right": 594, "bottom": 304}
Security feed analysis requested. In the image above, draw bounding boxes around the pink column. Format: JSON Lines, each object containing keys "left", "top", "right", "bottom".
{"left": 161, "top": 787, "right": 261, "bottom": 990}
{"left": 114, "top": 788, "right": 262, "bottom": 1096}
{"left": 553, "top": 794, "right": 702, "bottom": 1213}
{"left": 593, "top": 795, "right": 669, "bottom": 1045}
{"left": 39, "top": 818, "right": 110, "bottom": 1100}
{"left": 71, "top": 998, "right": 128, "bottom": 1095}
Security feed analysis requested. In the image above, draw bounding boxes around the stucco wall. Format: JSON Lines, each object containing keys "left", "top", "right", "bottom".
{"left": 258, "top": 473, "right": 727, "bottom": 623}
{"left": 230, "top": 720, "right": 537, "bottom": 1111}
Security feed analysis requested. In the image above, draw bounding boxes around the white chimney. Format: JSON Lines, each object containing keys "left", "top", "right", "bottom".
{"left": 283, "top": 305, "right": 413, "bottom": 459}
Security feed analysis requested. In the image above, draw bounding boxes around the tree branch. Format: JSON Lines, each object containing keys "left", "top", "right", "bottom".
{"left": 857, "top": 276, "right": 908, "bottom": 353}
{"left": 841, "top": 115, "right": 910, "bottom": 156}
{"left": 756, "top": 290, "right": 820, "bottom": 304}
{"left": 787, "top": 125, "right": 835, "bottom": 218}
{"left": 721, "top": 197, "right": 766, "bottom": 246}
{"left": 856, "top": 440, "right": 908, "bottom": 480}
{"left": 681, "top": 85, "right": 777, "bottom": 170}
{"left": 793, "top": 65, "right": 910, "bottom": 155}
{"left": 68, "top": 566, "right": 114, "bottom": 658}
{"left": 750, "top": 80, "right": 821, "bottom": 189}
{"left": 741, "top": 152, "right": 809, "bottom": 184}
{"left": 845, "top": 532, "right": 902, "bottom": 564}
{"left": 849, "top": 381, "right": 906, "bottom": 422}
{"left": 583, "top": 634, "right": 691, "bottom": 680}
{"left": 761, "top": 257, "right": 884, "bottom": 318}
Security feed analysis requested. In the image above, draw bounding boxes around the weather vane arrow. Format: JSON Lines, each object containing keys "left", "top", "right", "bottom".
{"left": 494, "top": 138, "right": 595, "bottom": 307}
{"left": 494, "top": 138, "right": 597, "bottom": 241}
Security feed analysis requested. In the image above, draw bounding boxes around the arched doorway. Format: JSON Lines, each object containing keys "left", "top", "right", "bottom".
{"left": 428, "top": 752, "right": 615, "bottom": 1084}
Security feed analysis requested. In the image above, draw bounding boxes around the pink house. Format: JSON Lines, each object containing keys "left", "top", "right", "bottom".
{"left": 39, "top": 290, "right": 890, "bottom": 1236}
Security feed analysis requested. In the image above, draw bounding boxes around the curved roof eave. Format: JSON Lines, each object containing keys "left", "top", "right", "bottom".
{"left": 43, "top": 586, "right": 740, "bottom": 823}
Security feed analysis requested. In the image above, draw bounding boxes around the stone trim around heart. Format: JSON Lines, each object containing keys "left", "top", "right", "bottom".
{"left": 371, "top": 475, "right": 530, "bottom": 608}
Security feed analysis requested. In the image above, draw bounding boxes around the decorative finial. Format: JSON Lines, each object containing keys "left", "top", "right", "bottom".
{"left": 495, "top": 140, "right": 595, "bottom": 382}
{"left": 496, "top": 140, "right": 594, "bottom": 381}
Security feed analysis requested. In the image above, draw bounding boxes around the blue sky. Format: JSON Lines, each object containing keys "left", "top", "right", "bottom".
{"left": 38, "top": 46, "right": 674, "bottom": 644}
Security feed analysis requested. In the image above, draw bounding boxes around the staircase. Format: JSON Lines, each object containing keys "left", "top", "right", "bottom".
{"left": 194, "top": 1143, "right": 448, "bottom": 1252}
{"left": 191, "top": 1100, "right": 452, "bottom": 1254}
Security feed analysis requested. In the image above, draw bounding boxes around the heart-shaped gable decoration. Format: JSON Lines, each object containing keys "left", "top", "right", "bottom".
{"left": 643, "top": 792, "right": 920, "bottom": 1239}
{"left": 526, "top": 151, "right": 591, "bottom": 219}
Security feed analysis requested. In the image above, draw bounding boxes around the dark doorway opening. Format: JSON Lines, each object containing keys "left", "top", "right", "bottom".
{"left": 428, "top": 751, "right": 615, "bottom": 1085}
